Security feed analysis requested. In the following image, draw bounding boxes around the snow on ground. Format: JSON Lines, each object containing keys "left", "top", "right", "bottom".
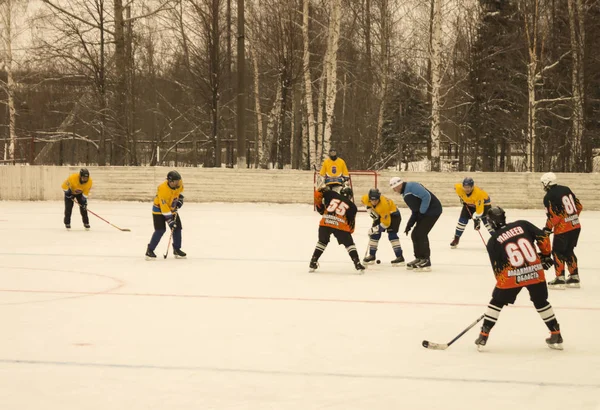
{"left": 1, "top": 201, "right": 599, "bottom": 410}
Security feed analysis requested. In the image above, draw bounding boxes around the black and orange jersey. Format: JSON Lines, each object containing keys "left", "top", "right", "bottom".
{"left": 486, "top": 220, "right": 552, "bottom": 289}
{"left": 314, "top": 189, "right": 357, "bottom": 233}
{"left": 543, "top": 185, "right": 582, "bottom": 235}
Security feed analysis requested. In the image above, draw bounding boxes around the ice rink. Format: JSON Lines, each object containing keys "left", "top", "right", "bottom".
{"left": 1, "top": 201, "right": 599, "bottom": 410}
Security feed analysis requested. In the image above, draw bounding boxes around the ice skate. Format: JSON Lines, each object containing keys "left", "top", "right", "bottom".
{"left": 548, "top": 275, "right": 566, "bottom": 290}
{"left": 391, "top": 256, "right": 405, "bottom": 266}
{"left": 65, "top": 224, "right": 71, "bottom": 230}
{"left": 363, "top": 255, "right": 377, "bottom": 265}
{"left": 84, "top": 224, "right": 90, "bottom": 231}
{"left": 566, "top": 274, "right": 580, "bottom": 289}
{"left": 546, "top": 325, "right": 563, "bottom": 350}
{"left": 414, "top": 258, "right": 432, "bottom": 272}
{"left": 353, "top": 259, "right": 366, "bottom": 274}
{"left": 450, "top": 236, "right": 460, "bottom": 249}
{"left": 145, "top": 246, "right": 157, "bottom": 261}
{"left": 173, "top": 248, "right": 187, "bottom": 259}
{"left": 475, "top": 327, "right": 490, "bottom": 352}
{"left": 406, "top": 259, "right": 422, "bottom": 270}
{"left": 309, "top": 258, "right": 319, "bottom": 273}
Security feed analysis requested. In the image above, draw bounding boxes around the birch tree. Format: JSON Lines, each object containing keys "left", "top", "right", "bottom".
{"left": 302, "top": 0, "right": 317, "bottom": 170}
{"left": 567, "top": 0, "right": 585, "bottom": 171}
{"left": 429, "top": 0, "right": 442, "bottom": 171}
{"left": 374, "top": 0, "right": 390, "bottom": 154}
{"left": 320, "top": 0, "right": 342, "bottom": 161}
{"left": 0, "top": 0, "right": 17, "bottom": 162}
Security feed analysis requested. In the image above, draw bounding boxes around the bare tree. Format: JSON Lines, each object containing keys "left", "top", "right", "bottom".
{"left": 302, "top": 0, "right": 317, "bottom": 170}
{"left": 320, "top": 0, "right": 342, "bottom": 160}
{"left": 0, "top": 0, "right": 17, "bottom": 162}
{"left": 429, "top": 0, "right": 442, "bottom": 171}
{"left": 567, "top": 0, "right": 585, "bottom": 171}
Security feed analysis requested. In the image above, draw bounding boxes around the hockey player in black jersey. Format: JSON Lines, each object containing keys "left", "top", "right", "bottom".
{"left": 475, "top": 206, "right": 563, "bottom": 351}
{"left": 310, "top": 185, "right": 366, "bottom": 274}
{"left": 541, "top": 172, "right": 583, "bottom": 289}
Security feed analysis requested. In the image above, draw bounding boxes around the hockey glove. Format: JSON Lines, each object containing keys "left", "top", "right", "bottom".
{"left": 543, "top": 227, "right": 552, "bottom": 236}
{"left": 367, "top": 208, "right": 379, "bottom": 220}
{"left": 79, "top": 200, "right": 87, "bottom": 211}
{"left": 167, "top": 216, "right": 177, "bottom": 230}
{"left": 176, "top": 194, "right": 184, "bottom": 209}
{"left": 64, "top": 189, "right": 73, "bottom": 199}
{"left": 539, "top": 254, "right": 553, "bottom": 270}
{"left": 404, "top": 225, "right": 413, "bottom": 236}
{"left": 473, "top": 218, "right": 481, "bottom": 231}
{"left": 369, "top": 225, "right": 384, "bottom": 236}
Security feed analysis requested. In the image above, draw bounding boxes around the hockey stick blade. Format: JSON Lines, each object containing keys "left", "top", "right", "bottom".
{"left": 422, "top": 314, "right": 485, "bottom": 351}
{"left": 422, "top": 340, "right": 449, "bottom": 350}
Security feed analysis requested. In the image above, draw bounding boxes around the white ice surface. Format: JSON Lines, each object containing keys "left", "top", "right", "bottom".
{"left": 1, "top": 201, "right": 599, "bottom": 410}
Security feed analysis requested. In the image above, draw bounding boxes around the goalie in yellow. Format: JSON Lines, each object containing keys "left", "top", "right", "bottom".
{"left": 361, "top": 188, "right": 405, "bottom": 266}
{"left": 319, "top": 147, "right": 349, "bottom": 187}
{"left": 61, "top": 168, "right": 92, "bottom": 230}
{"left": 450, "top": 177, "right": 493, "bottom": 248}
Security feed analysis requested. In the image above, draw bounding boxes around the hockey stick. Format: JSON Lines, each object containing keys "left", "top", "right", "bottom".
{"left": 422, "top": 314, "right": 484, "bottom": 350}
{"left": 163, "top": 229, "right": 173, "bottom": 259}
{"left": 464, "top": 205, "right": 486, "bottom": 247}
{"left": 163, "top": 213, "right": 178, "bottom": 259}
{"left": 72, "top": 199, "right": 131, "bottom": 232}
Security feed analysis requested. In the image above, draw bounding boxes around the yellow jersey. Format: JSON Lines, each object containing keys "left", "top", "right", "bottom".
{"left": 361, "top": 194, "right": 399, "bottom": 228}
{"left": 152, "top": 180, "right": 184, "bottom": 217}
{"left": 454, "top": 183, "right": 491, "bottom": 217}
{"left": 61, "top": 173, "right": 93, "bottom": 197}
{"left": 319, "top": 157, "right": 349, "bottom": 185}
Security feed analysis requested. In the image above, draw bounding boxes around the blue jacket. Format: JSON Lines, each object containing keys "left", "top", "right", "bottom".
{"left": 401, "top": 182, "right": 443, "bottom": 228}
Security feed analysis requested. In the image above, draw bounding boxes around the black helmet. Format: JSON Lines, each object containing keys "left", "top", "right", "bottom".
{"left": 167, "top": 170, "right": 181, "bottom": 182}
{"left": 79, "top": 168, "right": 89, "bottom": 183}
{"left": 328, "top": 147, "right": 337, "bottom": 159}
{"left": 487, "top": 206, "right": 506, "bottom": 231}
{"left": 340, "top": 186, "right": 353, "bottom": 199}
{"left": 462, "top": 177, "right": 474, "bottom": 187}
{"left": 368, "top": 188, "right": 381, "bottom": 201}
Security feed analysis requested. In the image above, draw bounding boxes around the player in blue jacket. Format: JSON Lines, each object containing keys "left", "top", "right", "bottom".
{"left": 390, "top": 177, "right": 443, "bottom": 271}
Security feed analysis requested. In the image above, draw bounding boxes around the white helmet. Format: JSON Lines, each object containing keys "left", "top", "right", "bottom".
{"left": 389, "top": 177, "right": 403, "bottom": 189}
{"left": 540, "top": 172, "right": 557, "bottom": 190}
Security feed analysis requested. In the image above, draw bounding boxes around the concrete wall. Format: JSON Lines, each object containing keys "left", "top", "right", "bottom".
{"left": 0, "top": 166, "right": 598, "bottom": 210}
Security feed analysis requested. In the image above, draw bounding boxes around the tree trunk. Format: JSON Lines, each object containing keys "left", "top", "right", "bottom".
{"left": 429, "top": 0, "right": 442, "bottom": 171}
{"left": 2, "top": 0, "right": 17, "bottom": 163}
{"left": 302, "top": 0, "right": 318, "bottom": 170}
{"left": 261, "top": 79, "right": 283, "bottom": 168}
{"left": 236, "top": 0, "right": 246, "bottom": 168}
{"left": 567, "top": 0, "right": 585, "bottom": 171}
{"left": 321, "top": 0, "right": 342, "bottom": 159}
{"left": 211, "top": 0, "right": 221, "bottom": 167}
{"left": 375, "top": 0, "right": 390, "bottom": 154}
{"left": 113, "top": 0, "right": 128, "bottom": 164}
{"left": 250, "top": 44, "right": 263, "bottom": 168}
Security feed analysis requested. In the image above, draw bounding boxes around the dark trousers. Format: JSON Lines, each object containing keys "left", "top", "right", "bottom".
{"left": 148, "top": 213, "right": 183, "bottom": 251}
{"left": 411, "top": 214, "right": 440, "bottom": 259}
{"left": 64, "top": 194, "right": 89, "bottom": 225}
{"left": 552, "top": 229, "right": 580, "bottom": 276}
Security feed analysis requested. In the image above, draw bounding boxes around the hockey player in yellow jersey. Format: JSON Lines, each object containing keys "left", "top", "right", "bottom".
{"left": 450, "top": 177, "right": 493, "bottom": 248}
{"left": 361, "top": 188, "right": 405, "bottom": 266}
{"left": 61, "top": 168, "right": 92, "bottom": 230}
{"left": 145, "top": 171, "right": 186, "bottom": 260}
{"left": 319, "top": 148, "right": 349, "bottom": 187}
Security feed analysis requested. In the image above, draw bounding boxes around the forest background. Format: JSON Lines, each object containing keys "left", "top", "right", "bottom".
{"left": 1, "top": 0, "right": 599, "bottom": 172}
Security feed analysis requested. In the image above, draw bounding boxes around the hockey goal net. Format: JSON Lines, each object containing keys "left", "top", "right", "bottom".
{"left": 313, "top": 170, "right": 379, "bottom": 212}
